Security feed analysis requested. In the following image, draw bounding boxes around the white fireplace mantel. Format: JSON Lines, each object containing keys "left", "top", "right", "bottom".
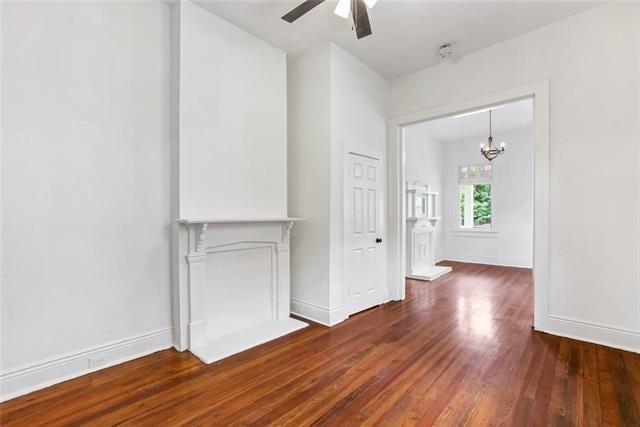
{"left": 406, "top": 219, "right": 452, "bottom": 282}
{"left": 174, "top": 217, "right": 306, "bottom": 364}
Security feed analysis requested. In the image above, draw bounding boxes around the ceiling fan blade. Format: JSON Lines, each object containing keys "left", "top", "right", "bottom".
{"left": 352, "top": 0, "right": 372, "bottom": 39}
{"left": 281, "top": 0, "right": 326, "bottom": 23}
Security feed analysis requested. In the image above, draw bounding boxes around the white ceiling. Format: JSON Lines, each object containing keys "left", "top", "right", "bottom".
{"left": 408, "top": 98, "right": 533, "bottom": 143}
{"left": 195, "top": 0, "right": 599, "bottom": 78}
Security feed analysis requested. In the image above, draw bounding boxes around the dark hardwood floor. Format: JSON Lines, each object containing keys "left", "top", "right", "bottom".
{"left": 1, "top": 261, "right": 639, "bottom": 426}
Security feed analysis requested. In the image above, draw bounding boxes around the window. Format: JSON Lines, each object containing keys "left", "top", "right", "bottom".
{"left": 458, "top": 165, "right": 492, "bottom": 229}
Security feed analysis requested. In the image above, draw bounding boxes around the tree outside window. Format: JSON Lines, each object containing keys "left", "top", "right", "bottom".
{"left": 458, "top": 165, "right": 493, "bottom": 229}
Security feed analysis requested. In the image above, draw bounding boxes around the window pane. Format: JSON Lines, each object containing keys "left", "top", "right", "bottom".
{"left": 459, "top": 183, "right": 492, "bottom": 228}
{"left": 458, "top": 164, "right": 492, "bottom": 182}
{"left": 459, "top": 184, "right": 473, "bottom": 228}
{"left": 473, "top": 184, "right": 492, "bottom": 227}
{"left": 460, "top": 186, "right": 465, "bottom": 227}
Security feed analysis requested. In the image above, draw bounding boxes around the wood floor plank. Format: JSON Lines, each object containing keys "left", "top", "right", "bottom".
{"left": 623, "top": 351, "right": 640, "bottom": 414}
{"left": 1, "top": 261, "right": 638, "bottom": 426}
{"left": 597, "top": 346, "right": 640, "bottom": 426}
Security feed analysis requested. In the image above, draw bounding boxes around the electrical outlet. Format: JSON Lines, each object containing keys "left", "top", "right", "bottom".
{"left": 88, "top": 356, "right": 107, "bottom": 369}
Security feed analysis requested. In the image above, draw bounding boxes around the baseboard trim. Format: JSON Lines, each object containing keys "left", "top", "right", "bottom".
{"left": 544, "top": 315, "right": 639, "bottom": 354}
{"left": 445, "top": 255, "right": 532, "bottom": 268}
{"left": 290, "top": 298, "right": 347, "bottom": 327}
{"left": 0, "top": 327, "right": 174, "bottom": 402}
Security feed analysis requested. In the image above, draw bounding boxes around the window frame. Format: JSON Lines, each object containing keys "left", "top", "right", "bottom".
{"left": 452, "top": 164, "right": 499, "bottom": 236}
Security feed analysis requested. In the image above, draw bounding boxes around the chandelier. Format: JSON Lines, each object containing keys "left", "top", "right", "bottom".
{"left": 480, "top": 110, "right": 505, "bottom": 161}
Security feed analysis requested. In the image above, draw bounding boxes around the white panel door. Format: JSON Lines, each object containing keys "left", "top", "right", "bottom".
{"left": 344, "top": 153, "right": 384, "bottom": 316}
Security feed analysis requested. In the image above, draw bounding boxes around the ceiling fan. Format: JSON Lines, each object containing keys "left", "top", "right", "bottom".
{"left": 281, "top": 0, "right": 378, "bottom": 40}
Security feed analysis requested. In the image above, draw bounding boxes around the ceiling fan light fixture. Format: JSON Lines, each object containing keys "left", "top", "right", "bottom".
{"left": 334, "top": 0, "right": 350, "bottom": 18}
{"left": 363, "top": 0, "right": 378, "bottom": 8}
{"left": 283, "top": 0, "right": 373, "bottom": 39}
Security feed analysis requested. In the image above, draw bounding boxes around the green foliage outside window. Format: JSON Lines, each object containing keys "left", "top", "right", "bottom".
{"left": 460, "top": 187, "right": 466, "bottom": 225}
{"left": 473, "top": 184, "right": 492, "bottom": 226}
{"left": 460, "top": 184, "right": 492, "bottom": 228}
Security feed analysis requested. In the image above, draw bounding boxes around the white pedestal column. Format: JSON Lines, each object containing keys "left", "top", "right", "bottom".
{"left": 406, "top": 219, "right": 451, "bottom": 281}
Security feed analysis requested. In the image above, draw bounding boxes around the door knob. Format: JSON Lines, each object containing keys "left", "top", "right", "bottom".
{"left": 376, "top": 238, "right": 383, "bottom": 243}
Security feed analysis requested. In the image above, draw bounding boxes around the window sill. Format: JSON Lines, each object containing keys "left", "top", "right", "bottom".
{"left": 451, "top": 229, "right": 499, "bottom": 238}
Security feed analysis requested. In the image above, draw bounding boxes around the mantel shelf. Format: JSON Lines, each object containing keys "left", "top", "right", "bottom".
{"left": 177, "top": 217, "right": 304, "bottom": 224}
{"left": 407, "top": 216, "right": 441, "bottom": 221}
{"left": 408, "top": 190, "right": 439, "bottom": 196}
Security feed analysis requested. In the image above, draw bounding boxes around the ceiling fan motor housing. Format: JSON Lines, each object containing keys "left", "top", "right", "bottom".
{"left": 282, "top": 0, "right": 373, "bottom": 39}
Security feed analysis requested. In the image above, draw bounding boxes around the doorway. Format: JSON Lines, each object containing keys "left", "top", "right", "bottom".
{"left": 386, "top": 81, "right": 550, "bottom": 331}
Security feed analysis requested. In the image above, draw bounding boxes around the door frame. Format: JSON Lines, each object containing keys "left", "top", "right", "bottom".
{"left": 343, "top": 150, "right": 387, "bottom": 317}
{"left": 386, "top": 80, "right": 550, "bottom": 331}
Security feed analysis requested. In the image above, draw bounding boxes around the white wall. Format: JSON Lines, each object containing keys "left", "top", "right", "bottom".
{"left": 390, "top": 3, "right": 640, "bottom": 349}
{"left": 1, "top": 1, "right": 173, "bottom": 398}
{"left": 288, "top": 43, "right": 389, "bottom": 325}
{"left": 171, "top": 1, "right": 290, "bottom": 350}
{"left": 404, "top": 126, "right": 445, "bottom": 261}
{"left": 178, "top": 0, "right": 287, "bottom": 219}
{"left": 329, "top": 44, "right": 389, "bottom": 310}
{"left": 0, "top": 0, "right": 4, "bottom": 375}
{"left": 442, "top": 127, "right": 533, "bottom": 267}
{"left": 288, "top": 44, "right": 332, "bottom": 310}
